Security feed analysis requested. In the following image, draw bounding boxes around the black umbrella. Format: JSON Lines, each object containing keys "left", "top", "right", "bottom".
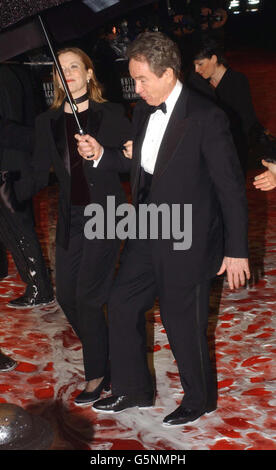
{"left": 0, "top": 0, "right": 156, "bottom": 133}
{"left": 0, "top": 0, "right": 158, "bottom": 61}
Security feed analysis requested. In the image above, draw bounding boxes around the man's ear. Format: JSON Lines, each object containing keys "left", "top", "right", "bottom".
{"left": 163, "top": 67, "right": 175, "bottom": 81}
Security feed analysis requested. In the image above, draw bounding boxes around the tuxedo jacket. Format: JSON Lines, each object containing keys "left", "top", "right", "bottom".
{"left": 96, "top": 85, "right": 249, "bottom": 287}
{"left": 16, "top": 100, "right": 132, "bottom": 249}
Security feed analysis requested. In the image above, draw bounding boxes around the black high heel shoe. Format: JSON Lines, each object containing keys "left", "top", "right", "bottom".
{"left": 74, "top": 375, "right": 110, "bottom": 406}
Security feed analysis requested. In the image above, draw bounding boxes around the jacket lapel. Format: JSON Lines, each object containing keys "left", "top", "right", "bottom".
{"left": 86, "top": 101, "right": 102, "bottom": 138}
{"left": 131, "top": 112, "right": 151, "bottom": 196}
{"left": 151, "top": 87, "right": 190, "bottom": 190}
{"left": 50, "top": 104, "right": 71, "bottom": 175}
{"left": 50, "top": 100, "right": 103, "bottom": 176}
{"left": 82, "top": 101, "right": 103, "bottom": 174}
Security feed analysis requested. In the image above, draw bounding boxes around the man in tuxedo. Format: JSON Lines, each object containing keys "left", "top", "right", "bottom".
{"left": 76, "top": 32, "right": 250, "bottom": 426}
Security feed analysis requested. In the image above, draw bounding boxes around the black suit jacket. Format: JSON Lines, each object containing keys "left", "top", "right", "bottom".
{"left": 186, "top": 68, "right": 258, "bottom": 172}
{"left": 187, "top": 67, "right": 257, "bottom": 136}
{"left": 97, "top": 85, "right": 248, "bottom": 286}
{"left": 0, "top": 64, "right": 36, "bottom": 172}
{"left": 17, "top": 100, "right": 132, "bottom": 249}
{"left": 0, "top": 118, "right": 34, "bottom": 154}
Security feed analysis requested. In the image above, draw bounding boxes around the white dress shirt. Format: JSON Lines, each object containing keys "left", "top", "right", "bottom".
{"left": 93, "top": 79, "right": 182, "bottom": 169}
{"left": 141, "top": 79, "right": 183, "bottom": 174}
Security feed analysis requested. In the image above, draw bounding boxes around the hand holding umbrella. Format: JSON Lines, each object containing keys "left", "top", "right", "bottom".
{"left": 75, "top": 134, "right": 104, "bottom": 161}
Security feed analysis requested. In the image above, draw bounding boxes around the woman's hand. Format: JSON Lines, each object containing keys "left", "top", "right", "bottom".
{"left": 75, "top": 134, "right": 103, "bottom": 161}
{"left": 122, "top": 140, "right": 133, "bottom": 159}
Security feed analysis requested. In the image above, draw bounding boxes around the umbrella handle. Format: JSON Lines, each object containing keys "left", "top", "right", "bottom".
{"left": 38, "top": 14, "right": 84, "bottom": 134}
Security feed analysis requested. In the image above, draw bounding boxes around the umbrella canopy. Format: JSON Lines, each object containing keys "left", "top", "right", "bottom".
{"left": 0, "top": 0, "right": 157, "bottom": 134}
{"left": 0, "top": 0, "right": 72, "bottom": 30}
{"left": 0, "top": 0, "right": 157, "bottom": 62}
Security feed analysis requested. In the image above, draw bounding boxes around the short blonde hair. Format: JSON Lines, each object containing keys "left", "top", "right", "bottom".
{"left": 51, "top": 47, "right": 106, "bottom": 108}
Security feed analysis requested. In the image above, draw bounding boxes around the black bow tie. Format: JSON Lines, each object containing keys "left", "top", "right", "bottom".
{"left": 149, "top": 102, "right": 167, "bottom": 114}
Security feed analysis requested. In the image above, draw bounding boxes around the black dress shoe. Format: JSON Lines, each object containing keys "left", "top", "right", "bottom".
{"left": 74, "top": 376, "right": 111, "bottom": 406}
{"left": 7, "top": 292, "right": 55, "bottom": 309}
{"left": 0, "top": 351, "right": 17, "bottom": 372}
{"left": 92, "top": 393, "right": 154, "bottom": 413}
{"left": 163, "top": 403, "right": 216, "bottom": 426}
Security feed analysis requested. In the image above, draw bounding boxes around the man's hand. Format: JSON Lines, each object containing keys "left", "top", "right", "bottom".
{"left": 217, "top": 257, "right": 250, "bottom": 290}
{"left": 253, "top": 159, "right": 276, "bottom": 191}
{"left": 75, "top": 134, "right": 103, "bottom": 161}
{"left": 122, "top": 140, "right": 133, "bottom": 159}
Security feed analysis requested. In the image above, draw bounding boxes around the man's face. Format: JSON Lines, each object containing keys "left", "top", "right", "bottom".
{"left": 129, "top": 58, "right": 174, "bottom": 106}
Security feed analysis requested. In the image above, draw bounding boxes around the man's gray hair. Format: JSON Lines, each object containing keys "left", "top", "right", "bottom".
{"left": 127, "top": 31, "right": 181, "bottom": 78}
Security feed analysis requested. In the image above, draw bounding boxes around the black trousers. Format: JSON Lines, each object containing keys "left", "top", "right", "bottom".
{"left": 55, "top": 205, "right": 121, "bottom": 381}
{"left": 0, "top": 240, "right": 8, "bottom": 277}
{"left": 0, "top": 200, "right": 53, "bottom": 298}
{"left": 108, "top": 239, "right": 217, "bottom": 409}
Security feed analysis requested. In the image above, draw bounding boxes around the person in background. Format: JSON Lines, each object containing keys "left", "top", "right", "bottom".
{"left": 187, "top": 36, "right": 261, "bottom": 176}
{"left": 0, "top": 64, "right": 54, "bottom": 309}
{"left": 0, "top": 114, "right": 54, "bottom": 371}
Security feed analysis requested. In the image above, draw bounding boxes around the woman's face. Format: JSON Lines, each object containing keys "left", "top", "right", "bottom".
{"left": 57, "top": 51, "right": 92, "bottom": 98}
{"left": 194, "top": 55, "right": 218, "bottom": 80}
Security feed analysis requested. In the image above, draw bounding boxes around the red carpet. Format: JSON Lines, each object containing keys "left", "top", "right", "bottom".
{"left": 0, "top": 47, "right": 275, "bottom": 450}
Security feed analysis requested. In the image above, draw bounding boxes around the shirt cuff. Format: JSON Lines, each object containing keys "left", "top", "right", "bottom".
{"left": 92, "top": 147, "right": 104, "bottom": 168}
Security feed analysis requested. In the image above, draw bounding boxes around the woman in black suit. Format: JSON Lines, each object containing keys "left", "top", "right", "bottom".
{"left": 18, "top": 47, "right": 131, "bottom": 405}
{"left": 187, "top": 37, "right": 260, "bottom": 176}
